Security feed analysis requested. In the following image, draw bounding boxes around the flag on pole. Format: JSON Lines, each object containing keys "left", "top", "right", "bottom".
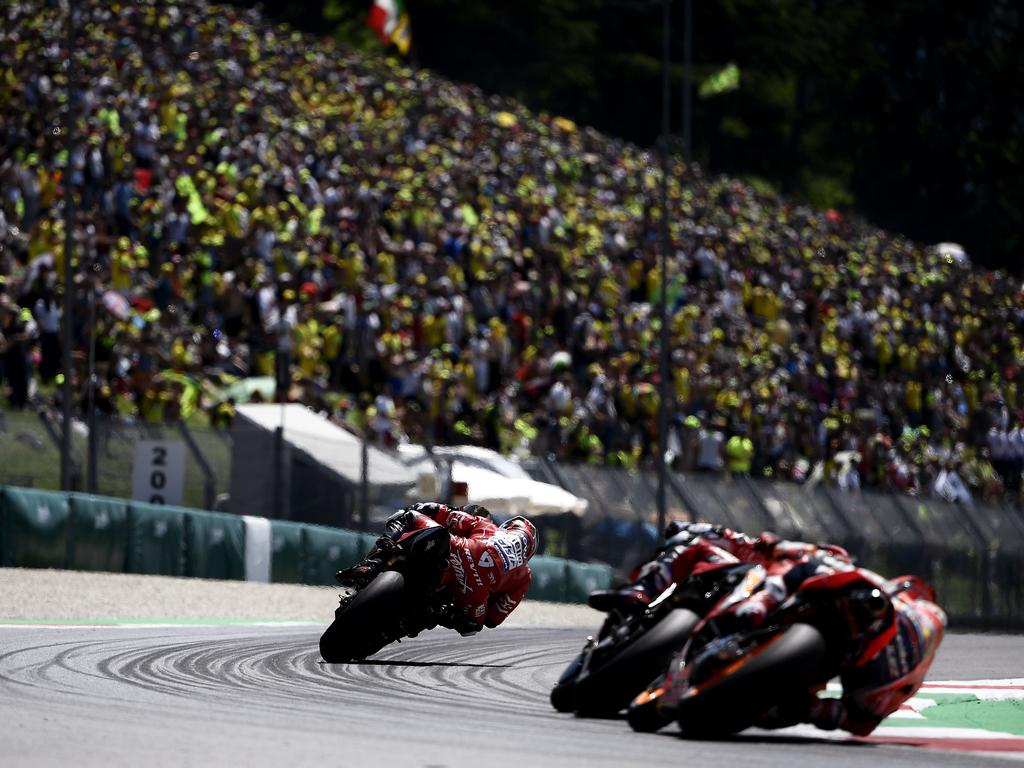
{"left": 367, "top": 0, "right": 412, "bottom": 56}
{"left": 698, "top": 62, "right": 740, "bottom": 99}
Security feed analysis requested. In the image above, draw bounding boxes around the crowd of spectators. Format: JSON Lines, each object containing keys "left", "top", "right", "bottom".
{"left": 2, "top": 0, "right": 1023, "bottom": 507}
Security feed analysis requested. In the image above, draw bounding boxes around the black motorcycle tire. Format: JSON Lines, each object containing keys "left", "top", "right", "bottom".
{"left": 319, "top": 571, "right": 408, "bottom": 663}
{"left": 572, "top": 608, "right": 700, "bottom": 717}
{"left": 627, "top": 685, "right": 673, "bottom": 733}
{"left": 674, "top": 622, "right": 828, "bottom": 738}
{"left": 550, "top": 651, "right": 584, "bottom": 712}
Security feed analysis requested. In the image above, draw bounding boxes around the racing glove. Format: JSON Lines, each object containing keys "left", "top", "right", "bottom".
{"left": 407, "top": 502, "right": 448, "bottom": 519}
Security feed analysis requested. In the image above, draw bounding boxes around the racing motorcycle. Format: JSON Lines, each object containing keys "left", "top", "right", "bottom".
{"left": 551, "top": 562, "right": 760, "bottom": 717}
{"left": 627, "top": 565, "right": 894, "bottom": 735}
{"left": 319, "top": 524, "right": 457, "bottom": 663}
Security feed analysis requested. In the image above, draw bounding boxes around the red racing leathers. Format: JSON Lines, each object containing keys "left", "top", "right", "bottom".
{"left": 396, "top": 506, "right": 533, "bottom": 630}
{"left": 801, "top": 575, "right": 946, "bottom": 735}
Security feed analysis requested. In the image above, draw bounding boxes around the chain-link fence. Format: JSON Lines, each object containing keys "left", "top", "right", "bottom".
{"left": 0, "top": 407, "right": 231, "bottom": 511}
{"left": 527, "top": 457, "right": 1024, "bottom": 629}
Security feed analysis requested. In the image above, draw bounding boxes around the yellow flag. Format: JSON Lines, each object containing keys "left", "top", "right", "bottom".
{"left": 699, "top": 62, "right": 740, "bottom": 99}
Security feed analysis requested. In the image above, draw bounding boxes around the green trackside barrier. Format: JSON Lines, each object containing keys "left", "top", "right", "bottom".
{"left": 127, "top": 502, "right": 187, "bottom": 577}
{"left": 0, "top": 484, "right": 597, "bottom": 605}
{"left": 67, "top": 493, "right": 129, "bottom": 573}
{"left": 526, "top": 555, "right": 569, "bottom": 603}
{"left": 0, "top": 486, "right": 70, "bottom": 569}
{"left": 359, "top": 532, "right": 378, "bottom": 556}
{"left": 301, "top": 525, "right": 367, "bottom": 586}
{"left": 270, "top": 520, "right": 306, "bottom": 584}
{"left": 185, "top": 509, "right": 246, "bottom": 581}
{"left": 564, "top": 561, "right": 614, "bottom": 603}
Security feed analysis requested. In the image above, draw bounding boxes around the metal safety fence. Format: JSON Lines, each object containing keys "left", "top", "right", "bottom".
{"left": 524, "top": 458, "right": 1024, "bottom": 630}
{"left": 0, "top": 408, "right": 231, "bottom": 511}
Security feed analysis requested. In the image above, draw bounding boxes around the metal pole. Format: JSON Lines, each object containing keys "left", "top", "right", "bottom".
{"left": 273, "top": 425, "right": 285, "bottom": 519}
{"left": 177, "top": 421, "right": 216, "bottom": 511}
{"left": 359, "top": 432, "right": 370, "bottom": 530}
{"left": 656, "top": 0, "right": 672, "bottom": 537}
{"left": 86, "top": 282, "right": 97, "bottom": 492}
{"left": 682, "top": 0, "right": 693, "bottom": 164}
{"left": 60, "top": 0, "right": 76, "bottom": 490}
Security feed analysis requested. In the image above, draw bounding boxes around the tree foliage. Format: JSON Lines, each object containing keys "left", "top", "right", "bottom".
{"left": 237, "top": 0, "right": 1024, "bottom": 270}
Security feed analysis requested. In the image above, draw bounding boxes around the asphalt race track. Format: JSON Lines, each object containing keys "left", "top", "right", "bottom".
{"left": 0, "top": 624, "right": 1020, "bottom": 767}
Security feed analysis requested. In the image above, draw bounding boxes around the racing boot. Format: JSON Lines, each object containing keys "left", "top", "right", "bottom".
{"left": 588, "top": 585, "right": 653, "bottom": 613}
{"left": 335, "top": 536, "right": 398, "bottom": 587}
{"left": 587, "top": 559, "right": 672, "bottom": 613}
{"left": 335, "top": 558, "right": 382, "bottom": 587}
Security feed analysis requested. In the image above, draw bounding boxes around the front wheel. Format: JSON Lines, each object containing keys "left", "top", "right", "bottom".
{"left": 627, "top": 680, "right": 673, "bottom": 733}
{"left": 573, "top": 608, "right": 700, "bottom": 717}
{"left": 550, "top": 651, "right": 585, "bottom": 712}
{"left": 320, "top": 571, "right": 408, "bottom": 663}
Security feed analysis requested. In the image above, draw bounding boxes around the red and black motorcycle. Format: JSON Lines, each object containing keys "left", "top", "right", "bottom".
{"left": 319, "top": 524, "right": 456, "bottom": 663}
{"left": 627, "top": 565, "right": 895, "bottom": 735}
{"left": 551, "top": 562, "right": 760, "bottom": 717}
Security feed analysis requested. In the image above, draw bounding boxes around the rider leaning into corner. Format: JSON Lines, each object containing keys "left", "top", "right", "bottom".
{"left": 338, "top": 502, "right": 537, "bottom": 637}
{"left": 590, "top": 521, "right": 947, "bottom": 737}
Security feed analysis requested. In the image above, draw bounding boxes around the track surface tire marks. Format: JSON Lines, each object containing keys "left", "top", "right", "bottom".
{"left": 0, "top": 627, "right": 1018, "bottom": 768}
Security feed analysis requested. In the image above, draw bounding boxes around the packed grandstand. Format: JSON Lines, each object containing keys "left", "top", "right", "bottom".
{"left": 1, "top": 0, "right": 1022, "bottom": 507}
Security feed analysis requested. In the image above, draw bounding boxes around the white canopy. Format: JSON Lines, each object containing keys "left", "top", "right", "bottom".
{"left": 397, "top": 444, "right": 588, "bottom": 517}
{"left": 236, "top": 404, "right": 417, "bottom": 489}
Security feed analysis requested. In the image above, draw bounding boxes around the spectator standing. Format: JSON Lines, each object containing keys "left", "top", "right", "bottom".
{"left": 696, "top": 422, "right": 725, "bottom": 473}
{"left": 725, "top": 424, "right": 755, "bottom": 476}
{"left": 988, "top": 425, "right": 1012, "bottom": 489}
{"left": 0, "top": 299, "right": 33, "bottom": 408}
{"left": 1008, "top": 423, "right": 1024, "bottom": 494}
{"left": 32, "top": 290, "right": 61, "bottom": 383}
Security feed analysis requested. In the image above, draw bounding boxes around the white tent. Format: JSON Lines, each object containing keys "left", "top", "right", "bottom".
{"left": 237, "top": 403, "right": 417, "bottom": 488}
{"left": 229, "top": 404, "right": 418, "bottom": 525}
{"left": 397, "top": 444, "right": 588, "bottom": 517}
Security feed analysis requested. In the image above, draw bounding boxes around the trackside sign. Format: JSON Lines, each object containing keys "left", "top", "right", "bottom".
{"left": 131, "top": 440, "right": 186, "bottom": 506}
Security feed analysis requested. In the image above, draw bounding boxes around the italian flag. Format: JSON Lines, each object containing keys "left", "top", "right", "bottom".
{"left": 367, "top": 0, "right": 412, "bottom": 56}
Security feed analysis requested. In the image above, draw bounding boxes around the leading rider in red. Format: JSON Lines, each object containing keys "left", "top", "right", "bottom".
{"left": 341, "top": 502, "right": 537, "bottom": 636}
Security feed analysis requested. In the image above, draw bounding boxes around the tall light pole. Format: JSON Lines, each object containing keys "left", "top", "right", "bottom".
{"left": 682, "top": 0, "right": 693, "bottom": 164}
{"left": 60, "top": 0, "right": 76, "bottom": 491}
{"left": 656, "top": 0, "right": 671, "bottom": 537}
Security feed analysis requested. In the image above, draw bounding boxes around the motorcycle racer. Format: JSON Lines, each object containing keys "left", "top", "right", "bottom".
{"left": 608, "top": 520, "right": 946, "bottom": 737}
{"left": 756, "top": 573, "right": 946, "bottom": 736}
{"left": 589, "top": 521, "right": 852, "bottom": 614}
{"left": 338, "top": 502, "right": 537, "bottom": 636}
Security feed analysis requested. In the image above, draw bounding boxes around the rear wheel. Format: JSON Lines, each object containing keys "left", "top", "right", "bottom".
{"left": 674, "top": 623, "right": 827, "bottom": 737}
{"left": 320, "top": 571, "right": 408, "bottom": 663}
{"left": 572, "top": 608, "right": 699, "bottom": 717}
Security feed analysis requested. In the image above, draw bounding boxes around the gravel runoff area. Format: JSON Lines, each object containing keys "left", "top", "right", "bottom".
{"left": 0, "top": 567, "right": 601, "bottom": 628}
